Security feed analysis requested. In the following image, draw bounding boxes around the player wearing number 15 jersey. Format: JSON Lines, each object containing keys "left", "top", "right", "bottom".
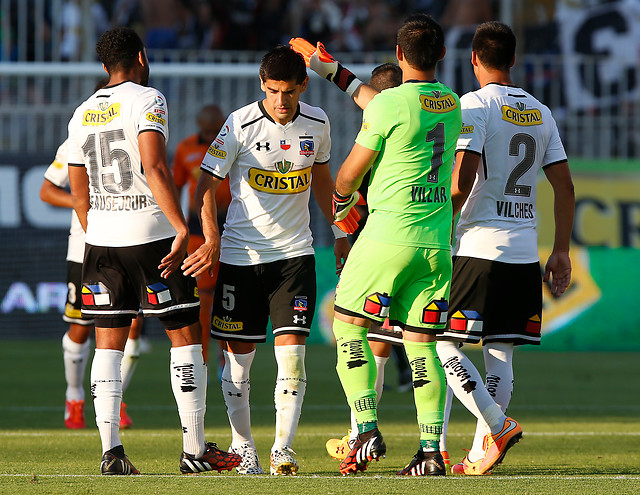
{"left": 67, "top": 27, "right": 240, "bottom": 475}
{"left": 436, "top": 21, "right": 574, "bottom": 475}
{"left": 67, "top": 84, "right": 173, "bottom": 248}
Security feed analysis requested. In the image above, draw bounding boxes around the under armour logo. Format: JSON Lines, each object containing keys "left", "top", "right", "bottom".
{"left": 293, "top": 314, "right": 306, "bottom": 325}
{"left": 256, "top": 141, "right": 270, "bottom": 151}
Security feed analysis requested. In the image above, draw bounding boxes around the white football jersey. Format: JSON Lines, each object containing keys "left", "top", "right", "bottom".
{"left": 43, "top": 139, "right": 85, "bottom": 263}
{"left": 66, "top": 81, "right": 174, "bottom": 247}
{"left": 455, "top": 83, "right": 567, "bottom": 263}
{"left": 201, "top": 100, "right": 331, "bottom": 265}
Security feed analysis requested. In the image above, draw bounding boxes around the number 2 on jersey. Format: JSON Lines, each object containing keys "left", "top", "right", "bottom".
{"left": 504, "top": 132, "right": 536, "bottom": 197}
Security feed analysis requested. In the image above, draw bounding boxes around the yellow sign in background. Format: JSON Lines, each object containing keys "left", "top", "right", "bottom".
{"left": 535, "top": 166, "right": 640, "bottom": 348}
{"left": 537, "top": 171, "right": 640, "bottom": 248}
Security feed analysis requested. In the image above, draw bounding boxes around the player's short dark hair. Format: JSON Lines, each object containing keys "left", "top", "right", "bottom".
{"left": 396, "top": 13, "right": 444, "bottom": 71}
{"left": 96, "top": 27, "right": 145, "bottom": 73}
{"left": 472, "top": 21, "right": 516, "bottom": 72}
{"left": 370, "top": 63, "right": 403, "bottom": 91}
{"left": 259, "top": 45, "right": 307, "bottom": 84}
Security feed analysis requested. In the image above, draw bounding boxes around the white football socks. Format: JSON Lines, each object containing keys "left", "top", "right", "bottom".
{"left": 221, "top": 349, "right": 255, "bottom": 447}
{"left": 273, "top": 345, "right": 307, "bottom": 451}
{"left": 91, "top": 348, "right": 123, "bottom": 453}
{"left": 484, "top": 342, "right": 514, "bottom": 410}
{"left": 121, "top": 338, "right": 140, "bottom": 393}
{"left": 373, "top": 354, "right": 388, "bottom": 404}
{"left": 439, "top": 384, "right": 453, "bottom": 452}
{"left": 62, "top": 331, "right": 90, "bottom": 402}
{"left": 467, "top": 342, "right": 515, "bottom": 462}
{"left": 170, "top": 345, "right": 207, "bottom": 457}
{"left": 437, "top": 340, "right": 506, "bottom": 431}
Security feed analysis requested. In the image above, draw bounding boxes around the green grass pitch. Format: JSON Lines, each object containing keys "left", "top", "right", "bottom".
{"left": 1, "top": 340, "right": 639, "bottom": 494}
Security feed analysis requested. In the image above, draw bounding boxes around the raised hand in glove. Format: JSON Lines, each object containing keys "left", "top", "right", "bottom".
{"left": 289, "top": 37, "right": 362, "bottom": 96}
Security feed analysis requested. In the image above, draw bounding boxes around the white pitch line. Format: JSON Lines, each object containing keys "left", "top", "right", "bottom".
{"left": 2, "top": 473, "right": 640, "bottom": 481}
{"left": 2, "top": 431, "right": 640, "bottom": 438}
{"left": 2, "top": 403, "right": 640, "bottom": 412}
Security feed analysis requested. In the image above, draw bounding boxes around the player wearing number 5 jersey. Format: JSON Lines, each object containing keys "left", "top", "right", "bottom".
{"left": 186, "top": 45, "right": 351, "bottom": 476}
{"left": 436, "top": 21, "right": 575, "bottom": 475}
{"left": 292, "top": 13, "right": 461, "bottom": 476}
{"left": 67, "top": 27, "right": 240, "bottom": 475}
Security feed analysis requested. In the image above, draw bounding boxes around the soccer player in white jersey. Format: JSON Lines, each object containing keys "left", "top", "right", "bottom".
{"left": 435, "top": 21, "right": 575, "bottom": 475}
{"left": 184, "top": 45, "right": 350, "bottom": 476}
{"left": 66, "top": 27, "right": 240, "bottom": 475}
{"left": 40, "top": 117, "right": 141, "bottom": 430}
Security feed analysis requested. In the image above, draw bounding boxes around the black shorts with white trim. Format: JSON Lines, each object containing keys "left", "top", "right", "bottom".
{"left": 210, "top": 255, "right": 316, "bottom": 342}
{"left": 439, "top": 256, "right": 542, "bottom": 346}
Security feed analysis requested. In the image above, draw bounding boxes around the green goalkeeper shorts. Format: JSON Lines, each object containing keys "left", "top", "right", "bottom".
{"left": 334, "top": 236, "right": 451, "bottom": 333}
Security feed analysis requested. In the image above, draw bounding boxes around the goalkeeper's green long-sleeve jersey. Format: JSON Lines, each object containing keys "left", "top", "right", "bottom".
{"left": 355, "top": 80, "right": 462, "bottom": 249}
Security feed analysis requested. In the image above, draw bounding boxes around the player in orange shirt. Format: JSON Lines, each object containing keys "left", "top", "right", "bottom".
{"left": 173, "top": 104, "right": 230, "bottom": 364}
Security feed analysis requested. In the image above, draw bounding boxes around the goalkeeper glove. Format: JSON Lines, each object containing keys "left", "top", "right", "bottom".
{"left": 289, "top": 37, "right": 363, "bottom": 97}
{"left": 332, "top": 190, "right": 361, "bottom": 222}
{"left": 332, "top": 192, "right": 366, "bottom": 234}
{"left": 334, "top": 208, "right": 360, "bottom": 235}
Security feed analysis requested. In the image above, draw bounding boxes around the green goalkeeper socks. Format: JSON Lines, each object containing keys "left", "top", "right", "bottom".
{"left": 333, "top": 318, "right": 378, "bottom": 425}
{"left": 403, "top": 339, "right": 446, "bottom": 442}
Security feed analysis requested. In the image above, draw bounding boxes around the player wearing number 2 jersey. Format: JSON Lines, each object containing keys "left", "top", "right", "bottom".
{"left": 436, "top": 22, "right": 574, "bottom": 476}
{"left": 67, "top": 27, "right": 240, "bottom": 475}
{"left": 292, "top": 14, "right": 461, "bottom": 476}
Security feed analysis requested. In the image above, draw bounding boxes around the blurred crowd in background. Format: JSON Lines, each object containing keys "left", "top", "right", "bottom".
{"left": 2, "top": 0, "right": 638, "bottom": 160}
{"left": 1, "top": 0, "right": 568, "bottom": 61}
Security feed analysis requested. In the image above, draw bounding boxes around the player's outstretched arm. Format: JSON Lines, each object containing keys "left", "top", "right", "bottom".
{"left": 336, "top": 143, "right": 378, "bottom": 197}
{"left": 68, "top": 164, "right": 90, "bottom": 232}
{"left": 451, "top": 151, "right": 480, "bottom": 217}
{"left": 311, "top": 162, "right": 352, "bottom": 273}
{"left": 183, "top": 171, "right": 222, "bottom": 279}
{"left": 543, "top": 160, "right": 575, "bottom": 295}
{"left": 40, "top": 179, "right": 73, "bottom": 208}
{"left": 139, "top": 130, "right": 190, "bottom": 278}
{"left": 329, "top": 143, "right": 376, "bottom": 237}
{"left": 289, "top": 38, "right": 379, "bottom": 110}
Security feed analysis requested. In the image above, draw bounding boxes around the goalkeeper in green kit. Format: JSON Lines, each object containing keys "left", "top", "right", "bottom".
{"left": 291, "top": 13, "right": 462, "bottom": 476}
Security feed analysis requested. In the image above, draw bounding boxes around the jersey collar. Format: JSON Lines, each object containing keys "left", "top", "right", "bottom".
{"left": 404, "top": 79, "right": 438, "bottom": 84}
{"left": 486, "top": 82, "right": 518, "bottom": 88}
{"left": 258, "top": 100, "right": 301, "bottom": 125}
{"left": 103, "top": 80, "right": 135, "bottom": 89}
